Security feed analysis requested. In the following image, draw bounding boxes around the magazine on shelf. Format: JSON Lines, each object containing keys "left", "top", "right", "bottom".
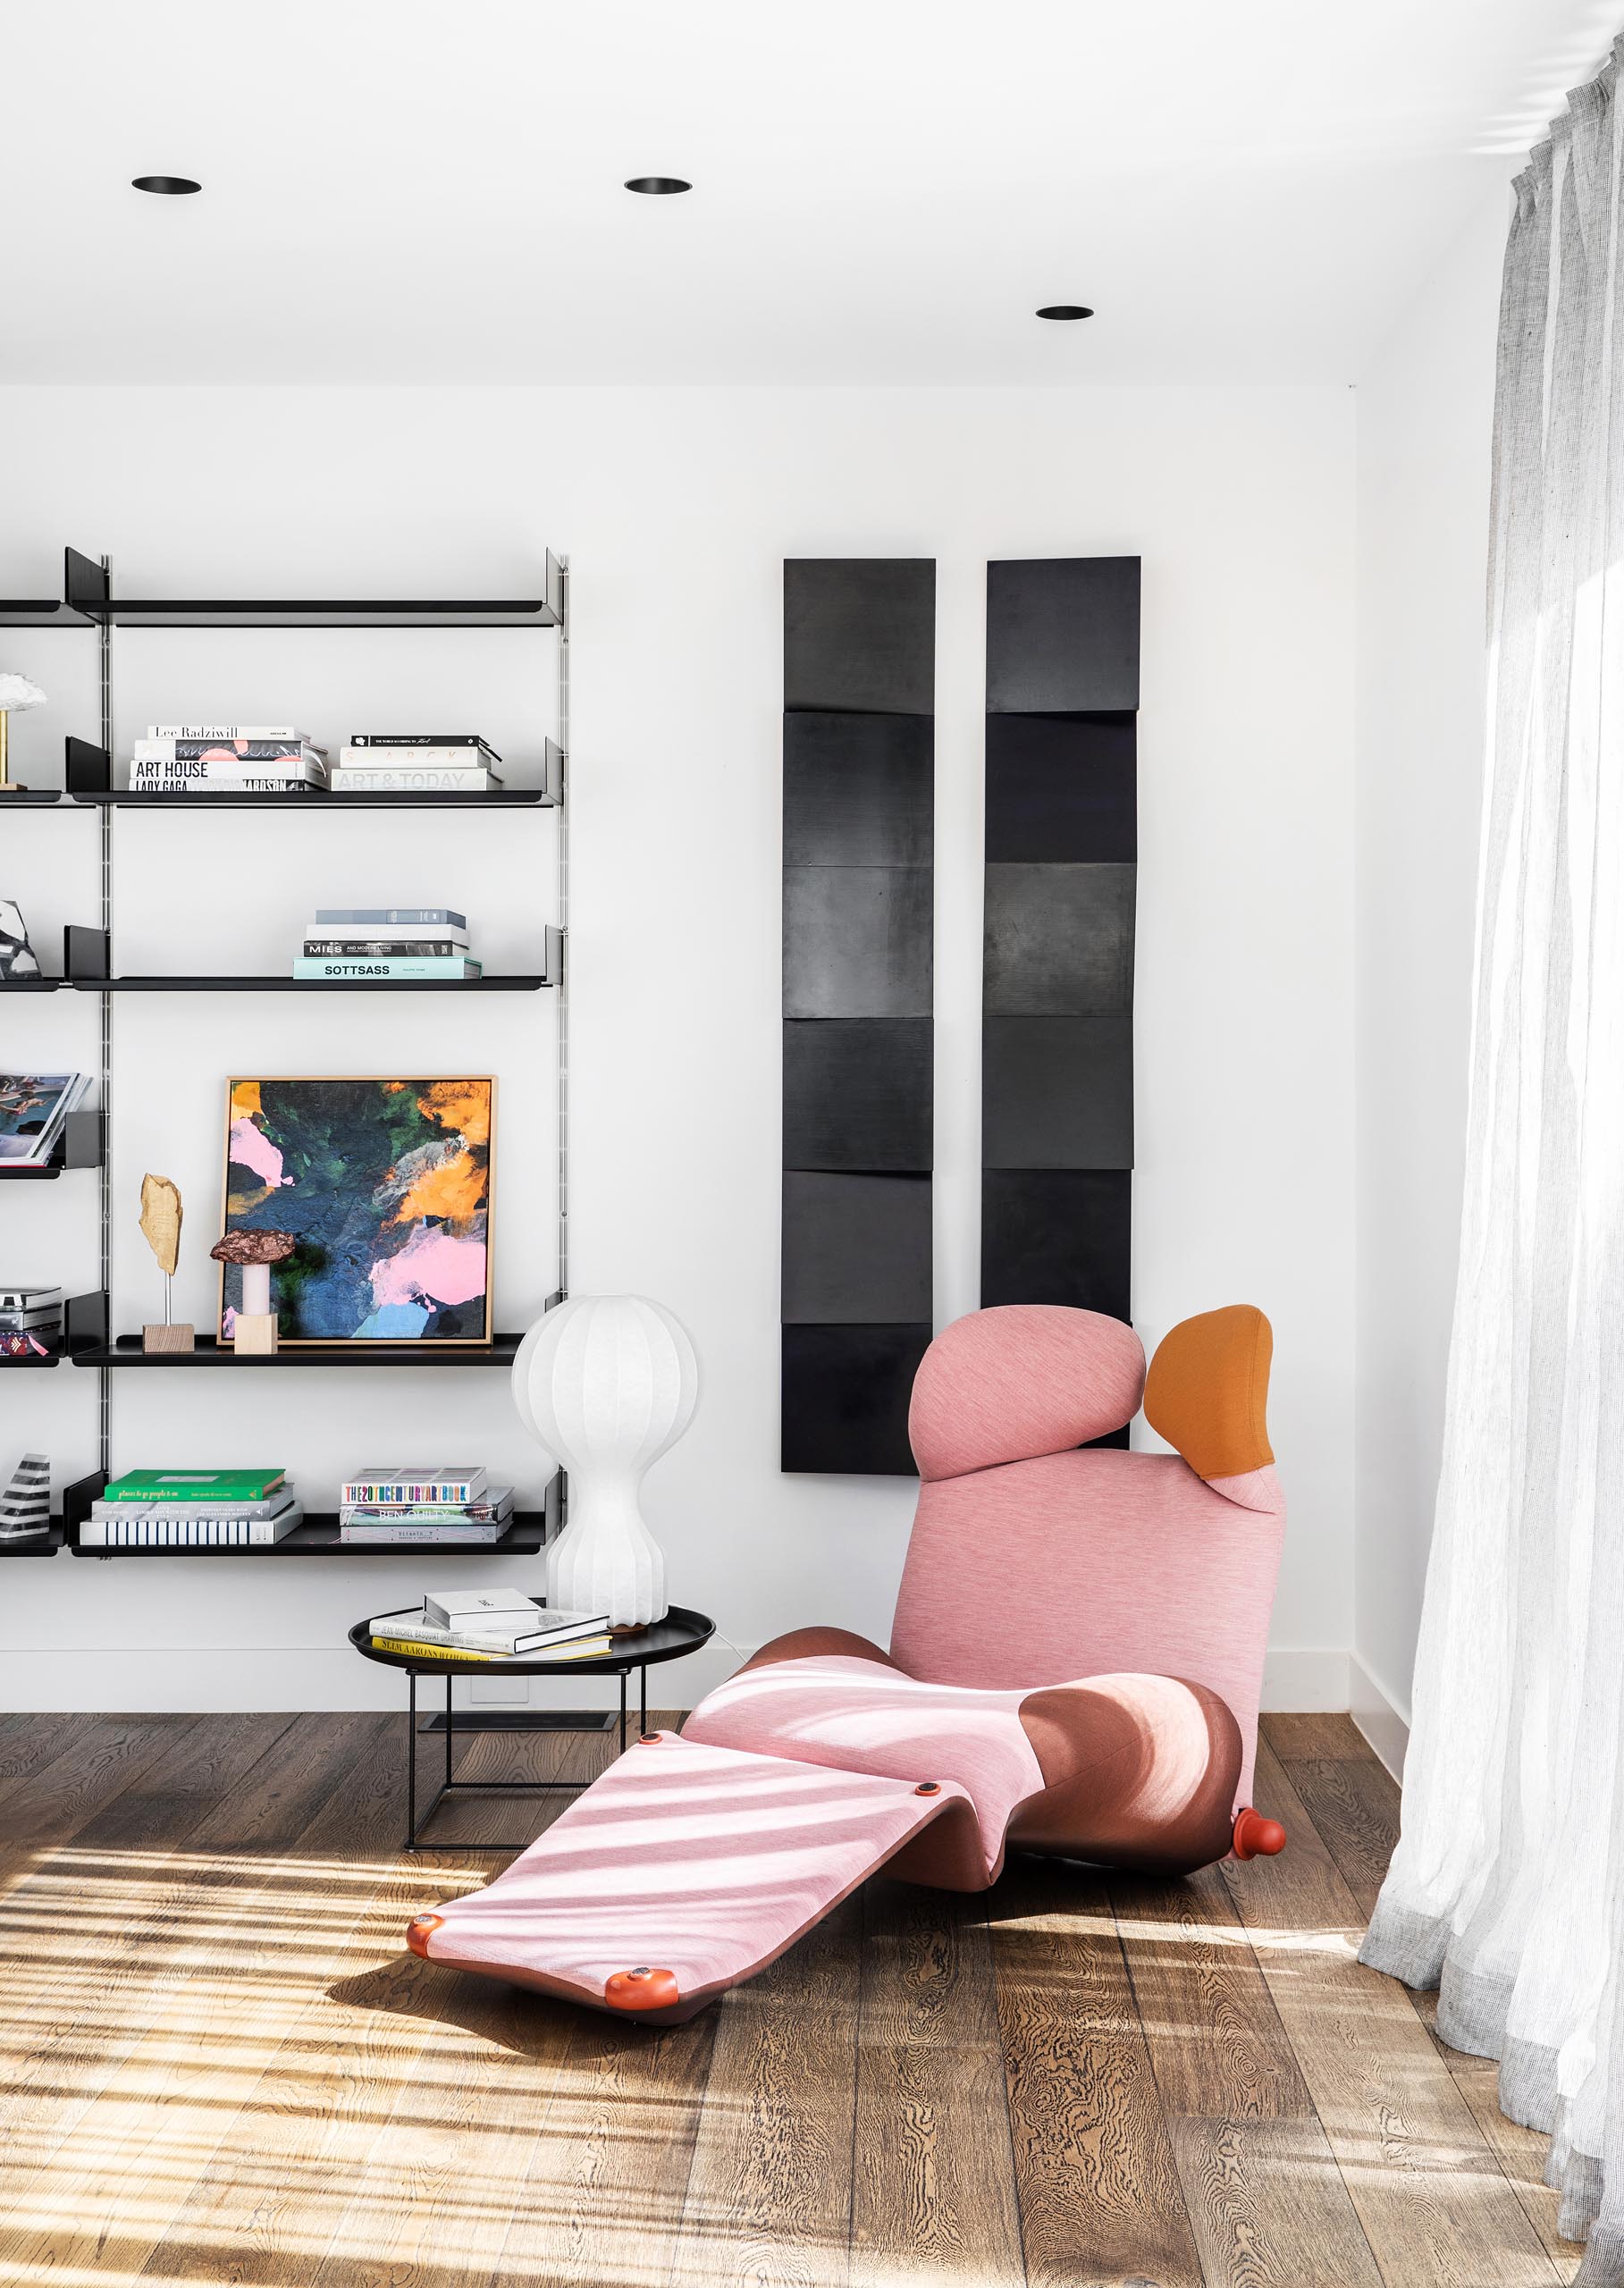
{"left": 0, "top": 1073, "right": 91, "bottom": 1165}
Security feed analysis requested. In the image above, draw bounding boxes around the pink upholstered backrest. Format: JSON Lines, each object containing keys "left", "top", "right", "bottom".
{"left": 908, "top": 1305, "right": 1146, "bottom": 1478}
{"left": 891, "top": 1307, "right": 1286, "bottom": 1804}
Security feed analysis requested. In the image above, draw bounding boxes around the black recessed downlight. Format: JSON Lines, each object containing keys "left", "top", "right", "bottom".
{"left": 625, "top": 175, "right": 691, "bottom": 195}
{"left": 132, "top": 175, "right": 201, "bottom": 195}
{"left": 1037, "top": 304, "right": 1094, "bottom": 321}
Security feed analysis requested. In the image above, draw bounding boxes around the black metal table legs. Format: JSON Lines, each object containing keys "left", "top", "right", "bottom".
{"left": 402, "top": 1661, "right": 644, "bottom": 1852}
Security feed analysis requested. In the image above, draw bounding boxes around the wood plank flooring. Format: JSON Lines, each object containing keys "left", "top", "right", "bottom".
{"left": 0, "top": 1709, "right": 1579, "bottom": 2286}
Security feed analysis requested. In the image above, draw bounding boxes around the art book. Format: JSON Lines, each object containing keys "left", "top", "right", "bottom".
{"left": 0, "top": 1073, "right": 90, "bottom": 1165}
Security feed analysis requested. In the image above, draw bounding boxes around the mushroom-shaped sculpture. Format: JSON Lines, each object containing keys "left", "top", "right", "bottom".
{"left": 211, "top": 1230, "right": 296, "bottom": 1352}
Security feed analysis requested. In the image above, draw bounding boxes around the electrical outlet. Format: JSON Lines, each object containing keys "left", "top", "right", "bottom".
{"left": 471, "top": 1676, "right": 530, "bottom": 1706}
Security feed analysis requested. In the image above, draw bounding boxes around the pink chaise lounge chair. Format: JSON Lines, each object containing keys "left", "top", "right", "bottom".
{"left": 406, "top": 1301, "right": 1288, "bottom": 2022}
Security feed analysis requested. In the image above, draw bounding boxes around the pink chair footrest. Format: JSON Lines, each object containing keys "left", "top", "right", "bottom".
{"left": 408, "top": 1732, "right": 974, "bottom": 2020}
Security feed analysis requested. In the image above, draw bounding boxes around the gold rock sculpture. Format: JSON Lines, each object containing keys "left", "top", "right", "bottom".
{"left": 139, "top": 1174, "right": 194, "bottom": 1352}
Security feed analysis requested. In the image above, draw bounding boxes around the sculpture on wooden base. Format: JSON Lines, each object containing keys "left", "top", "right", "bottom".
{"left": 211, "top": 1229, "right": 295, "bottom": 1355}
{"left": 139, "top": 1175, "right": 193, "bottom": 1352}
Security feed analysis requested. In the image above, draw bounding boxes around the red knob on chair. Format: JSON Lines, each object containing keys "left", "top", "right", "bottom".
{"left": 406, "top": 1913, "right": 444, "bottom": 1957}
{"left": 1233, "top": 1807, "right": 1286, "bottom": 1860}
{"left": 605, "top": 1965, "right": 681, "bottom": 2012}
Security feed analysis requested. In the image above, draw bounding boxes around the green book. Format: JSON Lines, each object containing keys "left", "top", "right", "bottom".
{"left": 102, "top": 1468, "right": 286, "bottom": 1503}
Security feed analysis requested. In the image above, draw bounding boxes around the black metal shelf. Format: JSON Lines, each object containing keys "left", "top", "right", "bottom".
{"left": 0, "top": 600, "right": 93, "bottom": 629}
{"left": 58, "top": 734, "right": 564, "bottom": 809}
{"left": 103, "top": 602, "right": 560, "bottom": 630}
{"left": 10, "top": 919, "right": 562, "bottom": 993}
{"left": 73, "top": 1332, "right": 524, "bottom": 1369}
{"left": 73, "top": 975, "right": 551, "bottom": 994}
{"left": 80, "top": 788, "right": 558, "bottom": 809}
{"left": 61, "top": 544, "right": 564, "bottom": 631}
{"left": 61, "top": 1472, "right": 560, "bottom": 1557}
{"left": 0, "top": 1112, "right": 102, "bottom": 1181}
{"left": 0, "top": 977, "right": 550, "bottom": 994}
{"left": 0, "top": 1472, "right": 99, "bottom": 1557}
{"left": 0, "top": 1523, "right": 66, "bottom": 1555}
{"left": 72, "top": 1510, "right": 553, "bottom": 1557}
{"left": 2, "top": 790, "right": 74, "bottom": 804}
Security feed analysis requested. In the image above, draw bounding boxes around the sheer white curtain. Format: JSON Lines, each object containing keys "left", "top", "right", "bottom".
{"left": 1359, "top": 41, "right": 1624, "bottom": 2275}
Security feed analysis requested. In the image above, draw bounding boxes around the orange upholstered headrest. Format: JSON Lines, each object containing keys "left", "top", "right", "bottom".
{"left": 1143, "top": 1306, "right": 1275, "bottom": 1507}
{"left": 909, "top": 1306, "right": 1146, "bottom": 1481}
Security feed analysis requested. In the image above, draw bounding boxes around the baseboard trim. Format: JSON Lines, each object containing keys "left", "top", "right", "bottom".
{"left": 1, "top": 1638, "right": 1354, "bottom": 1715}
{"left": 1350, "top": 1653, "right": 1409, "bottom": 1779}
{"left": 0, "top": 1637, "right": 753, "bottom": 1714}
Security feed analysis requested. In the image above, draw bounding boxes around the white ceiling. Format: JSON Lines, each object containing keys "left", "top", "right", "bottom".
{"left": 4, "top": 0, "right": 1615, "bottom": 384}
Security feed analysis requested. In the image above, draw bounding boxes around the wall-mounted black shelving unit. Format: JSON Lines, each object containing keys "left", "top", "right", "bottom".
{"left": 1, "top": 543, "right": 571, "bottom": 1559}
{"left": 62, "top": 544, "right": 564, "bottom": 631}
{"left": 55, "top": 735, "right": 565, "bottom": 809}
{"left": 58, "top": 1471, "right": 561, "bottom": 1558}
{"left": 74, "top": 1332, "right": 526, "bottom": 1370}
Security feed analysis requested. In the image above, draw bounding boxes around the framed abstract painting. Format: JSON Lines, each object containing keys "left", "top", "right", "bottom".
{"left": 218, "top": 1077, "right": 495, "bottom": 1345}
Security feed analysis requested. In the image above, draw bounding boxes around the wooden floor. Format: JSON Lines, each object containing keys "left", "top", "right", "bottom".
{"left": 0, "top": 1708, "right": 1581, "bottom": 2287}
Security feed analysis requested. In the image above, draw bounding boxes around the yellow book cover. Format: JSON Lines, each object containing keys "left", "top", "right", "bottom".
{"left": 371, "top": 1636, "right": 501, "bottom": 1661}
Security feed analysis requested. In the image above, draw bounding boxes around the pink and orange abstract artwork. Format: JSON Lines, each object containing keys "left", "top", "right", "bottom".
{"left": 219, "top": 1075, "right": 495, "bottom": 1344}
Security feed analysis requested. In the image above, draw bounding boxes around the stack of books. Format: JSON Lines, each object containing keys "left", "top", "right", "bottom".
{"left": 340, "top": 1465, "right": 513, "bottom": 1544}
{"left": 0, "top": 1286, "right": 63, "bottom": 1361}
{"left": 0, "top": 1073, "right": 91, "bottom": 1167}
{"left": 369, "top": 1589, "right": 610, "bottom": 1663}
{"left": 293, "top": 906, "right": 480, "bottom": 983}
{"left": 331, "top": 735, "right": 504, "bottom": 795}
{"left": 128, "top": 726, "right": 328, "bottom": 796}
{"left": 78, "top": 1467, "right": 301, "bottom": 1548}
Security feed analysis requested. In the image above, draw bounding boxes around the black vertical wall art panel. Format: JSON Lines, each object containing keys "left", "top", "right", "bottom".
{"left": 783, "top": 561, "right": 935, "bottom": 1475}
{"left": 982, "top": 558, "right": 1140, "bottom": 1389}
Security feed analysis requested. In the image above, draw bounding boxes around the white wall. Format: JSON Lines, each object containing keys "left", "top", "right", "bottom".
{"left": 1352, "top": 189, "right": 1507, "bottom": 1763}
{"left": 0, "top": 383, "right": 1356, "bottom": 1711}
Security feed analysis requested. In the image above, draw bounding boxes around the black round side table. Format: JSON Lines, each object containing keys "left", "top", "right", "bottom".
{"left": 349, "top": 1604, "right": 716, "bottom": 1851}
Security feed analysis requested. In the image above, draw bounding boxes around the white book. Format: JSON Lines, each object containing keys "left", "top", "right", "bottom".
{"left": 425, "top": 1587, "right": 540, "bottom": 1627}
{"left": 301, "top": 920, "right": 469, "bottom": 947}
{"left": 148, "top": 724, "right": 301, "bottom": 738}
{"left": 129, "top": 755, "right": 327, "bottom": 781}
{"left": 132, "top": 739, "right": 327, "bottom": 761}
{"left": 380, "top": 1604, "right": 608, "bottom": 1654}
{"left": 338, "top": 746, "right": 487, "bottom": 769}
{"left": 77, "top": 1507, "right": 303, "bottom": 1547}
{"left": 342, "top": 1468, "right": 487, "bottom": 1505}
{"left": 328, "top": 768, "right": 498, "bottom": 793}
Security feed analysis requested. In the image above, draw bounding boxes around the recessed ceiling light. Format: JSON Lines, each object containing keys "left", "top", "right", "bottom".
{"left": 625, "top": 176, "right": 691, "bottom": 196}
{"left": 1037, "top": 305, "right": 1094, "bottom": 321}
{"left": 132, "top": 175, "right": 201, "bottom": 196}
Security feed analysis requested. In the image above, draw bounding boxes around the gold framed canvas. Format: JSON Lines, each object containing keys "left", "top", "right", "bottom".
{"left": 218, "top": 1076, "right": 496, "bottom": 1346}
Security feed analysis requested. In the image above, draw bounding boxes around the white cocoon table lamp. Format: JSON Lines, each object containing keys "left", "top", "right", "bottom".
{"left": 512, "top": 1294, "right": 699, "bottom": 1626}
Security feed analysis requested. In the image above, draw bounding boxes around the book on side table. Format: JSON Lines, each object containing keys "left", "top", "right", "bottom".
{"left": 368, "top": 1592, "right": 611, "bottom": 1661}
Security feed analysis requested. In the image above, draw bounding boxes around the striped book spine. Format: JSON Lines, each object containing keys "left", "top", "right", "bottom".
{"left": 75, "top": 1510, "right": 303, "bottom": 1547}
